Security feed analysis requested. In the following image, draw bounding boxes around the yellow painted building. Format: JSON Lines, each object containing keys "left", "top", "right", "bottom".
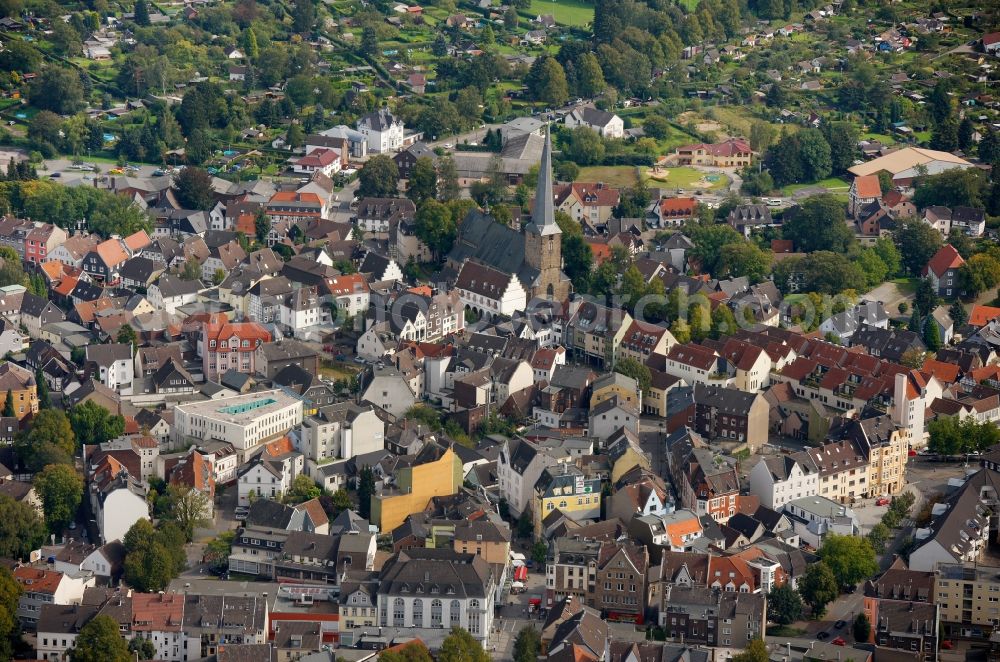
{"left": 371, "top": 444, "right": 463, "bottom": 532}
{"left": 0, "top": 362, "right": 38, "bottom": 420}
{"left": 589, "top": 372, "right": 641, "bottom": 413}
{"left": 533, "top": 464, "right": 602, "bottom": 536}
{"left": 607, "top": 429, "right": 650, "bottom": 484}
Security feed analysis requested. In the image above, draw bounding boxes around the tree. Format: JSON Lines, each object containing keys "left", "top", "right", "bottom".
{"left": 531, "top": 540, "right": 548, "bottom": 564}
{"left": 768, "top": 583, "right": 804, "bottom": 625}
{"left": 34, "top": 464, "right": 83, "bottom": 533}
{"left": 287, "top": 124, "right": 304, "bottom": 149}
{"left": 407, "top": 157, "right": 438, "bottom": 204}
{"left": 615, "top": 357, "right": 651, "bottom": 394}
{"left": 414, "top": 200, "right": 456, "bottom": 261}
{"left": 360, "top": 26, "right": 379, "bottom": 57}
{"left": 577, "top": 52, "right": 606, "bottom": 98}
{"left": 670, "top": 318, "right": 691, "bottom": 343}
{"left": 798, "top": 561, "right": 838, "bottom": 617}
{"left": 71, "top": 615, "right": 131, "bottom": 662}
{"left": 914, "top": 279, "right": 940, "bottom": 318}
{"left": 285, "top": 475, "right": 321, "bottom": 505}
{"left": 513, "top": 626, "right": 541, "bottom": 662}
{"left": 116, "top": 324, "right": 137, "bottom": 348}
{"left": 958, "top": 253, "right": 1000, "bottom": 297}
{"left": 166, "top": 484, "right": 210, "bottom": 542}
{"left": 0, "top": 566, "right": 21, "bottom": 661}
{"left": 255, "top": 209, "right": 270, "bottom": 244}
{"left": 503, "top": 6, "right": 519, "bottom": 29}
{"left": 16, "top": 409, "right": 76, "bottom": 472}
{"left": 949, "top": 300, "right": 968, "bottom": 328}
{"left": 687, "top": 224, "right": 744, "bottom": 275}
{"left": 36, "top": 368, "right": 50, "bottom": 409}
{"left": 822, "top": 121, "right": 860, "bottom": 175}
{"left": 873, "top": 236, "right": 902, "bottom": 278}
{"left": 818, "top": 534, "right": 878, "bottom": 588}
{"left": 643, "top": 115, "right": 671, "bottom": 140}
{"left": 923, "top": 314, "right": 942, "bottom": 351}
{"left": 129, "top": 637, "right": 157, "bottom": 661}
{"left": 913, "top": 168, "right": 989, "bottom": 210}
{"left": 134, "top": 0, "right": 150, "bottom": 26}
{"left": 556, "top": 161, "right": 580, "bottom": 183}
{"left": 930, "top": 114, "right": 959, "bottom": 152}
{"left": 895, "top": 219, "right": 943, "bottom": 276}
{"left": 358, "top": 154, "right": 399, "bottom": 198}
{"left": 526, "top": 56, "right": 569, "bottom": 107}
{"left": 958, "top": 117, "right": 975, "bottom": 153}
{"left": 782, "top": 195, "right": 853, "bottom": 253}
{"left": 380, "top": 642, "right": 434, "bottom": 662}
{"left": 437, "top": 156, "right": 460, "bottom": 201}
{"left": 292, "top": 0, "right": 315, "bottom": 33}
{"left": 564, "top": 127, "right": 605, "bottom": 166}
{"left": 749, "top": 121, "right": 778, "bottom": 152}
{"left": 70, "top": 401, "right": 126, "bottom": 448}
{"left": 719, "top": 242, "right": 771, "bottom": 283}
{"left": 980, "top": 129, "right": 1000, "bottom": 165}
{"left": 797, "top": 128, "right": 833, "bottom": 182}
{"left": 242, "top": 28, "right": 260, "bottom": 60}
{"left": 853, "top": 613, "right": 871, "bottom": 643}
{"left": 174, "top": 166, "right": 214, "bottom": 210}
{"left": 562, "top": 234, "right": 593, "bottom": 291}
{"left": 123, "top": 520, "right": 185, "bottom": 592}
{"left": 29, "top": 67, "right": 86, "bottom": 115}
{"left": 0, "top": 494, "right": 46, "bottom": 559}
{"left": 732, "top": 639, "right": 768, "bottom": 662}
{"left": 357, "top": 465, "right": 375, "bottom": 520}
{"left": 203, "top": 530, "right": 235, "bottom": 573}
{"left": 867, "top": 522, "right": 891, "bottom": 553}
{"left": 438, "top": 627, "right": 490, "bottom": 662}
{"left": 2, "top": 390, "right": 12, "bottom": 417}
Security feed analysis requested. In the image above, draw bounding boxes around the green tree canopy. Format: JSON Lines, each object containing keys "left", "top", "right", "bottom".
{"left": 0, "top": 566, "right": 21, "bottom": 660}
{"left": 16, "top": 409, "right": 76, "bottom": 472}
{"left": 34, "top": 463, "right": 84, "bottom": 533}
{"left": 70, "top": 401, "right": 126, "bottom": 448}
{"left": 853, "top": 612, "right": 871, "bottom": 643}
{"left": 438, "top": 627, "right": 490, "bottom": 662}
{"left": 174, "top": 166, "right": 215, "bottom": 210}
{"left": 614, "top": 357, "right": 651, "bottom": 394}
{"left": 513, "top": 625, "right": 541, "bottom": 662}
{"left": 782, "top": 195, "right": 853, "bottom": 253}
{"left": 818, "top": 534, "right": 878, "bottom": 588}
{"left": 768, "top": 583, "right": 804, "bottom": 625}
{"left": 358, "top": 154, "right": 399, "bottom": 198}
{"left": 407, "top": 157, "right": 438, "bottom": 204}
{"left": 71, "top": 615, "right": 131, "bottom": 662}
{"left": 798, "top": 561, "right": 838, "bottom": 617}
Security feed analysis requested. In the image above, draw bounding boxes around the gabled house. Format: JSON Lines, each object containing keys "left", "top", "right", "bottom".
{"left": 923, "top": 244, "right": 965, "bottom": 298}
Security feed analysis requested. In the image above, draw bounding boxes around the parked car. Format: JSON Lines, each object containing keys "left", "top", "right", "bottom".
{"left": 234, "top": 507, "right": 249, "bottom": 521}
{"left": 831, "top": 637, "right": 846, "bottom": 646}
{"left": 876, "top": 497, "right": 891, "bottom": 506}
{"left": 816, "top": 632, "right": 829, "bottom": 641}
{"left": 834, "top": 620, "right": 846, "bottom": 629}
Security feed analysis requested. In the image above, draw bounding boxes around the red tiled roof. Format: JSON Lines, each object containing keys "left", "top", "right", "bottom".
{"left": 852, "top": 174, "right": 882, "bottom": 198}
{"left": 921, "top": 358, "right": 960, "bottom": 384}
{"left": 14, "top": 567, "right": 64, "bottom": 594}
{"left": 969, "top": 304, "right": 1000, "bottom": 327}
{"left": 95, "top": 238, "right": 129, "bottom": 268}
{"left": 923, "top": 244, "right": 965, "bottom": 278}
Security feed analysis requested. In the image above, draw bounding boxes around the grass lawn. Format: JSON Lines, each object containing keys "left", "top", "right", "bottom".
{"left": 648, "top": 166, "right": 729, "bottom": 191}
{"left": 891, "top": 277, "right": 918, "bottom": 295}
{"left": 861, "top": 132, "right": 897, "bottom": 145}
{"left": 577, "top": 165, "right": 644, "bottom": 188}
{"left": 528, "top": 0, "right": 593, "bottom": 26}
{"left": 781, "top": 176, "right": 851, "bottom": 195}
{"left": 320, "top": 361, "right": 361, "bottom": 381}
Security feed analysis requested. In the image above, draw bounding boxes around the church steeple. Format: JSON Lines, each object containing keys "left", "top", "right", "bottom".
{"left": 526, "top": 125, "right": 559, "bottom": 237}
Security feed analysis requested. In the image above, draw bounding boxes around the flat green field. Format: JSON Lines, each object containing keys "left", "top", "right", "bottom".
{"left": 577, "top": 165, "right": 729, "bottom": 190}
{"left": 648, "top": 166, "right": 730, "bottom": 190}
{"left": 528, "top": 0, "right": 593, "bottom": 26}
{"left": 782, "top": 176, "right": 850, "bottom": 195}
{"left": 577, "top": 166, "right": 644, "bottom": 188}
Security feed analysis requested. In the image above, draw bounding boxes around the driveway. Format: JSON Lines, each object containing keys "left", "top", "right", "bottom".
{"left": 861, "top": 281, "right": 912, "bottom": 315}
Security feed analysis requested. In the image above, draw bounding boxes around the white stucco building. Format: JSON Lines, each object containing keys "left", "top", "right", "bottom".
{"left": 749, "top": 455, "right": 819, "bottom": 509}
{"left": 172, "top": 390, "right": 304, "bottom": 461}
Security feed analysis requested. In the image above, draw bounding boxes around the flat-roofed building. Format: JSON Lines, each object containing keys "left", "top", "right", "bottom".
{"left": 172, "top": 390, "right": 303, "bottom": 461}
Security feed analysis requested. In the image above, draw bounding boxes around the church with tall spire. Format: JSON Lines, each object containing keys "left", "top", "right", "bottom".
{"left": 445, "top": 126, "right": 571, "bottom": 302}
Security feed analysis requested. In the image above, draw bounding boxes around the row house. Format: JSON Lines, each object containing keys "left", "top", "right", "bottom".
{"left": 455, "top": 260, "right": 527, "bottom": 320}
{"left": 201, "top": 320, "right": 272, "bottom": 382}
{"left": 658, "top": 586, "right": 766, "bottom": 648}
{"left": 355, "top": 197, "right": 416, "bottom": 234}
{"left": 564, "top": 301, "right": 632, "bottom": 369}
{"left": 748, "top": 455, "right": 819, "bottom": 510}
{"left": 616, "top": 319, "right": 675, "bottom": 365}
{"left": 666, "top": 428, "right": 742, "bottom": 523}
